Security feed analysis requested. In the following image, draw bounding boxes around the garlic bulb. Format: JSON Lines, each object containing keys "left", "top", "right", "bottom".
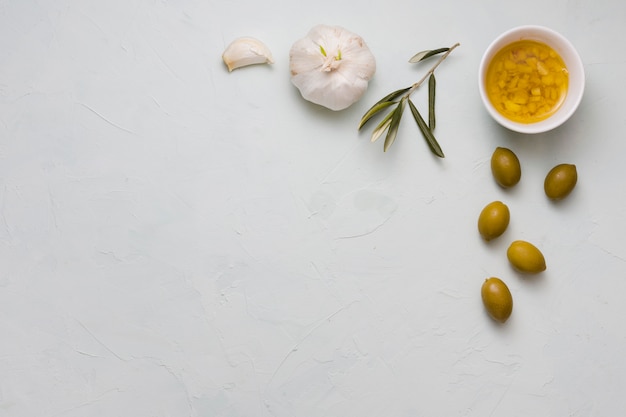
{"left": 289, "top": 25, "right": 376, "bottom": 111}
{"left": 222, "top": 37, "right": 274, "bottom": 72}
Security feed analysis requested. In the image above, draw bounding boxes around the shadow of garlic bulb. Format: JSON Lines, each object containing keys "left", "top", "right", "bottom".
{"left": 289, "top": 25, "right": 376, "bottom": 111}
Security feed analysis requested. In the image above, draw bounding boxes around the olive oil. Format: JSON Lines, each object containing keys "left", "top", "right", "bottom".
{"left": 486, "top": 40, "right": 568, "bottom": 123}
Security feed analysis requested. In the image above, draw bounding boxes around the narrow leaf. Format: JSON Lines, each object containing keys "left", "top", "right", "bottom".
{"left": 359, "top": 87, "right": 411, "bottom": 130}
{"left": 428, "top": 74, "right": 436, "bottom": 130}
{"left": 408, "top": 100, "right": 445, "bottom": 158}
{"left": 370, "top": 109, "right": 395, "bottom": 143}
{"left": 373, "top": 87, "right": 411, "bottom": 105}
{"left": 384, "top": 97, "right": 407, "bottom": 152}
{"left": 408, "top": 47, "right": 449, "bottom": 63}
{"left": 359, "top": 100, "right": 397, "bottom": 130}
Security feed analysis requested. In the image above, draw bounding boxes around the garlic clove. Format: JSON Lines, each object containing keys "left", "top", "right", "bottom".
{"left": 222, "top": 37, "right": 274, "bottom": 72}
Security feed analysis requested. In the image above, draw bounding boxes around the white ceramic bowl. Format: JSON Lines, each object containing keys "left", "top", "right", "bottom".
{"left": 478, "top": 25, "right": 585, "bottom": 134}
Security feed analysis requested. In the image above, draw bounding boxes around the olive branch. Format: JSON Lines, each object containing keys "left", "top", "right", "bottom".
{"left": 358, "top": 43, "right": 460, "bottom": 157}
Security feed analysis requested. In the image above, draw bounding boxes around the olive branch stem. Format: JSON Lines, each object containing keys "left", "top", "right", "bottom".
{"left": 408, "top": 43, "right": 460, "bottom": 95}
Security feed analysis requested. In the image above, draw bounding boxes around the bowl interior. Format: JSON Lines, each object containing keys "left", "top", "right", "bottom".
{"left": 479, "top": 26, "right": 585, "bottom": 134}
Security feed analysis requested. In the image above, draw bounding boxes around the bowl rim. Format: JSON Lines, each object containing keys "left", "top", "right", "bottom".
{"left": 478, "top": 25, "right": 585, "bottom": 134}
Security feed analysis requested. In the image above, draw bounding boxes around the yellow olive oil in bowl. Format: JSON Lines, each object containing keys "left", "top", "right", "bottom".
{"left": 479, "top": 26, "right": 584, "bottom": 134}
{"left": 486, "top": 40, "right": 568, "bottom": 123}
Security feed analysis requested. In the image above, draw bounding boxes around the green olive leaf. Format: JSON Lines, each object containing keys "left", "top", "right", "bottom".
{"left": 373, "top": 87, "right": 411, "bottom": 105}
{"left": 359, "top": 87, "right": 410, "bottom": 130}
{"left": 359, "top": 100, "right": 397, "bottom": 130}
{"left": 384, "top": 97, "right": 407, "bottom": 152}
{"left": 408, "top": 47, "right": 449, "bottom": 63}
{"left": 370, "top": 108, "right": 396, "bottom": 143}
{"left": 428, "top": 73, "right": 436, "bottom": 130}
{"left": 408, "top": 99, "right": 444, "bottom": 158}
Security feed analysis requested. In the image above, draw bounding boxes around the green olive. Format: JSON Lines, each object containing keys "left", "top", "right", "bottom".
{"left": 491, "top": 147, "right": 521, "bottom": 188}
{"left": 478, "top": 201, "right": 510, "bottom": 241}
{"left": 544, "top": 163, "right": 577, "bottom": 200}
{"left": 507, "top": 240, "right": 546, "bottom": 273}
{"left": 481, "top": 277, "right": 513, "bottom": 323}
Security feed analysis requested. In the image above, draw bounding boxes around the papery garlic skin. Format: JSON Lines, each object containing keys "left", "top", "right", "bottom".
{"left": 222, "top": 37, "right": 274, "bottom": 72}
{"left": 289, "top": 25, "right": 376, "bottom": 111}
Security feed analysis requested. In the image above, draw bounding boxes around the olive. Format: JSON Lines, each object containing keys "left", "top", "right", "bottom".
{"left": 544, "top": 163, "right": 577, "bottom": 200}
{"left": 481, "top": 277, "right": 513, "bottom": 323}
{"left": 491, "top": 147, "right": 521, "bottom": 188}
{"left": 507, "top": 240, "right": 546, "bottom": 273}
{"left": 478, "top": 201, "right": 510, "bottom": 241}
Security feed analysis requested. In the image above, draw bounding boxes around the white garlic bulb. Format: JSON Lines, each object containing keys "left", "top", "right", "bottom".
{"left": 222, "top": 37, "right": 274, "bottom": 72}
{"left": 289, "top": 25, "right": 376, "bottom": 111}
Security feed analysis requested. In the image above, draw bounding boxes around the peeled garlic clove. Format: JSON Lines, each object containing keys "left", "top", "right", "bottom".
{"left": 289, "top": 25, "right": 376, "bottom": 111}
{"left": 222, "top": 37, "right": 274, "bottom": 72}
